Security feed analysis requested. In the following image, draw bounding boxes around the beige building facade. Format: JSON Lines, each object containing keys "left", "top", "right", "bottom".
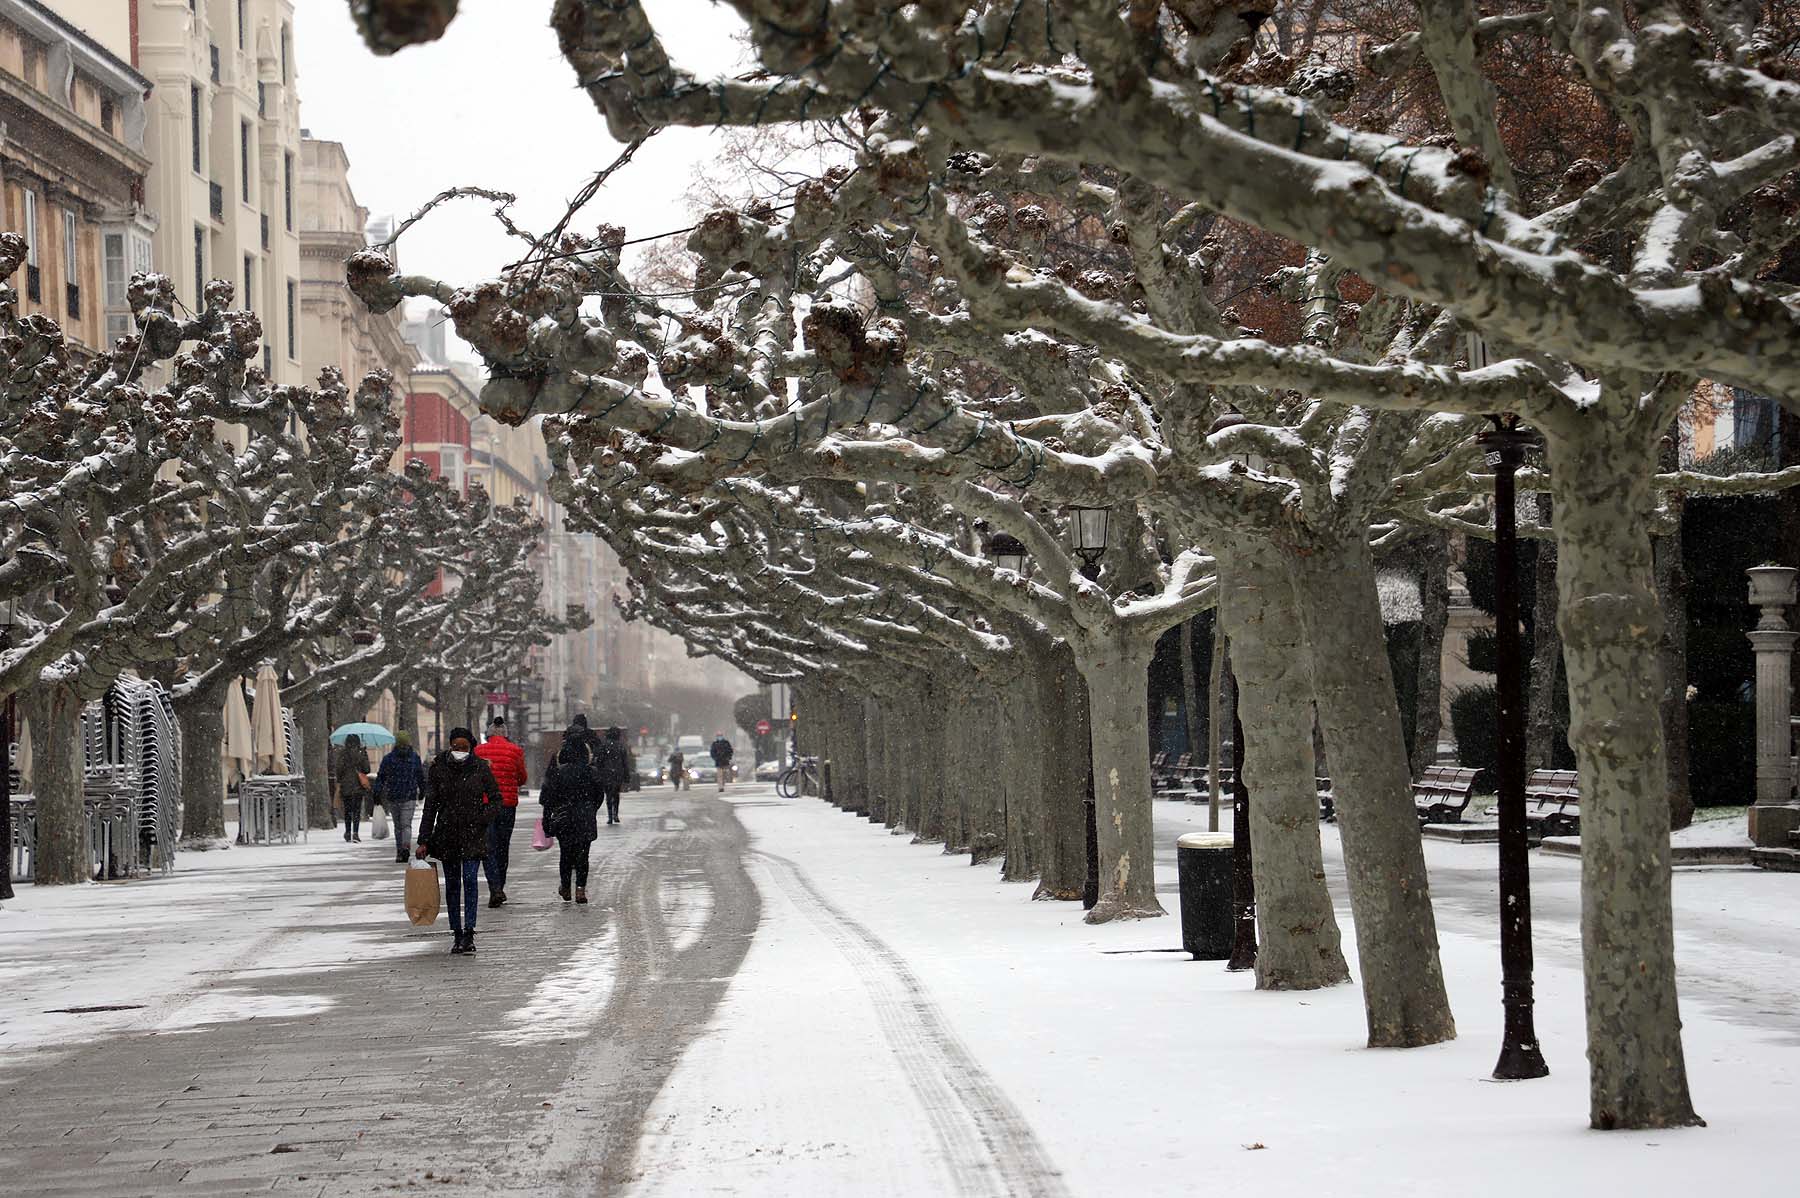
{"left": 297, "top": 134, "right": 410, "bottom": 400}
{"left": 1, "top": 0, "right": 155, "bottom": 358}
{"left": 137, "top": 0, "right": 302, "bottom": 383}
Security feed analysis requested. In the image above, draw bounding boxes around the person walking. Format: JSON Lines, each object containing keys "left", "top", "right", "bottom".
{"left": 336, "top": 733, "right": 373, "bottom": 842}
{"left": 376, "top": 732, "right": 426, "bottom": 863}
{"left": 595, "top": 726, "right": 630, "bottom": 825}
{"left": 540, "top": 743, "right": 601, "bottom": 902}
{"left": 562, "top": 713, "right": 600, "bottom": 763}
{"left": 667, "top": 748, "right": 686, "bottom": 791}
{"left": 709, "top": 733, "right": 735, "bottom": 793}
{"left": 417, "top": 728, "right": 503, "bottom": 955}
{"left": 475, "top": 716, "right": 528, "bottom": 907}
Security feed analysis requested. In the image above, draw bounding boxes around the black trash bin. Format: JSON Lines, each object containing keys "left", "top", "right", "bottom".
{"left": 1177, "top": 832, "right": 1234, "bottom": 960}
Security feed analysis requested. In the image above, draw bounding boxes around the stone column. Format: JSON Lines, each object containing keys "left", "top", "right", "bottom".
{"left": 1747, "top": 566, "right": 1799, "bottom": 848}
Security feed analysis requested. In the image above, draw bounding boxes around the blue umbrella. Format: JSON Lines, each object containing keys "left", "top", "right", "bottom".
{"left": 330, "top": 722, "right": 395, "bottom": 748}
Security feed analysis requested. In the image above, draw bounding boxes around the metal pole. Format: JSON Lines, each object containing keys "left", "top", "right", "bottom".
{"left": 1483, "top": 421, "right": 1549, "bottom": 1080}
{"left": 1, "top": 627, "right": 13, "bottom": 901}
{"left": 1226, "top": 705, "right": 1256, "bottom": 971}
{"left": 1080, "top": 559, "right": 1102, "bottom": 911}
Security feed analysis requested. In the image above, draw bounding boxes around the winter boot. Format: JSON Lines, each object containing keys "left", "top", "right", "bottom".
{"left": 575, "top": 887, "right": 588, "bottom": 905}
{"left": 559, "top": 883, "right": 571, "bottom": 902}
{"left": 488, "top": 890, "right": 506, "bottom": 909}
{"left": 450, "top": 931, "right": 467, "bottom": 955}
{"left": 463, "top": 931, "right": 477, "bottom": 954}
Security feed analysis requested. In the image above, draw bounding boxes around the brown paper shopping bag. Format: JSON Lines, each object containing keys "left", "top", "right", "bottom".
{"left": 405, "top": 860, "right": 441, "bottom": 926}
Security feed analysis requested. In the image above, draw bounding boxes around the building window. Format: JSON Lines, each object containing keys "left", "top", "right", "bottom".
{"left": 210, "top": 43, "right": 220, "bottom": 84}
{"left": 63, "top": 209, "right": 80, "bottom": 319}
{"left": 264, "top": 343, "right": 273, "bottom": 375}
{"left": 257, "top": 81, "right": 265, "bottom": 117}
{"left": 101, "top": 98, "right": 115, "bottom": 136}
{"left": 22, "top": 191, "right": 40, "bottom": 302}
{"left": 190, "top": 85, "right": 202, "bottom": 173}
{"left": 238, "top": 0, "right": 247, "bottom": 50}
{"left": 193, "top": 225, "right": 205, "bottom": 307}
{"left": 283, "top": 152, "right": 294, "bottom": 230}
{"left": 240, "top": 120, "right": 252, "bottom": 201}
{"left": 243, "top": 254, "right": 254, "bottom": 314}
{"left": 286, "top": 279, "right": 297, "bottom": 359}
{"left": 281, "top": 25, "right": 290, "bottom": 84}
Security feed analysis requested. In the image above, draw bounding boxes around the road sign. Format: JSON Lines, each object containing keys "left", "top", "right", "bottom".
{"left": 639, "top": 726, "right": 650, "bottom": 736}
{"left": 755, "top": 719, "right": 772, "bottom": 736}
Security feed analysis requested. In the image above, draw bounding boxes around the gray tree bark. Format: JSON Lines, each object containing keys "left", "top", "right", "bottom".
{"left": 1547, "top": 418, "right": 1700, "bottom": 1129}
{"left": 1218, "top": 545, "right": 1351, "bottom": 989}
{"left": 1653, "top": 438, "right": 1693, "bottom": 831}
{"left": 1032, "top": 640, "right": 1090, "bottom": 901}
{"left": 300, "top": 697, "right": 334, "bottom": 830}
{"left": 1286, "top": 535, "right": 1456, "bottom": 1046}
{"left": 1073, "top": 637, "right": 1163, "bottom": 922}
{"left": 1412, "top": 532, "right": 1450, "bottom": 775}
{"left": 28, "top": 685, "right": 87, "bottom": 885}
{"left": 176, "top": 678, "right": 230, "bottom": 845}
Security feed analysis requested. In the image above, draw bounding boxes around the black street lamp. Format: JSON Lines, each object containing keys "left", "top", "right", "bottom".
{"left": 1479, "top": 410, "right": 1549, "bottom": 1081}
{"left": 1, "top": 595, "right": 15, "bottom": 901}
{"left": 987, "top": 533, "right": 1028, "bottom": 578}
{"left": 1065, "top": 507, "right": 1110, "bottom": 910}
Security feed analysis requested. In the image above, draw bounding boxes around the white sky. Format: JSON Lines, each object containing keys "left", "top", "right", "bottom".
{"left": 291, "top": 0, "right": 751, "bottom": 311}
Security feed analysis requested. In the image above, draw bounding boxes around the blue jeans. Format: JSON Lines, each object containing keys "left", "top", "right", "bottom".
{"left": 443, "top": 858, "right": 481, "bottom": 933}
{"left": 484, "top": 805, "right": 518, "bottom": 893}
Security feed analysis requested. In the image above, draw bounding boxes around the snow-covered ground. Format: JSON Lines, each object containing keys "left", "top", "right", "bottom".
{"left": 3, "top": 794, "right": 1797, "bottom": 1197}
{"left": 630, "top": 791, "right": 1800, "bottom": 1197}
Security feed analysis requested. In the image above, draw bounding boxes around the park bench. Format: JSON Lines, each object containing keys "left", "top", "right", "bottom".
{"left": 1523, "top": 769, "right": 1581, "bottom": 838}
{"left": 1317, "top": 777, "right": 1335, "bottom": 822}
{"left": 1150, "top": 752, "right": 1183, "bottom": 792}
{"left": 1412, "top": 765, "right": 1481, "bottom": 824}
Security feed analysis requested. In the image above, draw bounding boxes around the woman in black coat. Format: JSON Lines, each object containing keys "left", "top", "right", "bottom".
{"left": 416, "top": 727, "right": 504, "bottom": 955}
{"left": 540, "top": 742, "right": 601, "bottom": 904}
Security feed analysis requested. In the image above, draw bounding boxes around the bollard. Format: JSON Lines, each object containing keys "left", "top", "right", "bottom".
{"left": 1177, "top": 832, "right": 1235, "bottom": 960}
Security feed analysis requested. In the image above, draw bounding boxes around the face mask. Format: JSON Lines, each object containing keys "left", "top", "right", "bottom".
{"left": 450, "top": 750, "right": 470, "bottom": 762}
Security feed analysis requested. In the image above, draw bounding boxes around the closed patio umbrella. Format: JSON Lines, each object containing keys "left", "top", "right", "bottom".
{"left": 222, "top": 677, "right": 255, "bottom": 787}
{"left": 250, "top": 663, "right": 288, "bottom": 775}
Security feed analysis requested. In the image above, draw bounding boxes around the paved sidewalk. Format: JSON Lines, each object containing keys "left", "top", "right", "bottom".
{"left": 0, "top": 789, "right": 757, "bottom": 1196}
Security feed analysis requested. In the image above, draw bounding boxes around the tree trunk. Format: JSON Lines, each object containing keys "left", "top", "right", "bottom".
{"left": 396, "top": 675, "right": 423, "bottom": 748}
{"left": 1208, "top": 630, "right": 1226, "bottom": 832}
{"left": 300, "top": 697, "right": 334, "bottom": 830}
{"left": 30, "top": 683, "right": 88, "bottom": 885}
{"left": 1032, "top": 640, "right": 1089, "bottom": 900}
{"left": 1218, "top": 545, "right": 1351, "bottom": 989}
{"left": 836, "top": 694, "right": 869, "bottom": 813}
{"left": 865, "top": 698, "right": 889, "bottom": 824}
{"left": 884, "top": 694, "right": 908, "bottom": 830}
{"left": 1547, "top": 417, "right": 1701, "bottom": 1130}
{"left": 1412, "top": 532, "right": 1450, "bottom": 775}
{"left": 966, "top": 682, "right": 1008, "bottom": 864}
{"left": 1527, "top": 501, "right": 1565, "bottom": 771}
{"left": 1073, "top": 635, "right": 1163, "bottom": 922}
{"left": 1286, "top": 534, "right": 1456, "bottom": 1047}
{"left": 176, "top": 680, "right": 230, "bottom": 845}
{"left": 1180, "top": 617, "right": 1205, "bottom": 762}
{"left": 1653, "top": 448, "right": 1693, "bottom": 831}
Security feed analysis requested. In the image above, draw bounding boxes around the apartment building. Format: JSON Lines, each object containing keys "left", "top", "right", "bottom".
{"left": 297, "top": 134, "right": 411, "bottom": 400}
{"left": 137, "top": 0, "right": 302, "bottom": 383}
{"left": 0, "top": 0, "right": 155, "bottom": 358}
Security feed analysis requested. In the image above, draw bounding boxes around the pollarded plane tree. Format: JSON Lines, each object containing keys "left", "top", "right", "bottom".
{"left": 344, "top": 0, "right": 1800, "bottom": 1122}
{"left": 0, "top": 247, "right": 393, "bottom": 881}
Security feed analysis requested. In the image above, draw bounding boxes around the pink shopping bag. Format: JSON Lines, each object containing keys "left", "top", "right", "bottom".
{"left": 531, "top": 816, "right": 553, "bottom": 851}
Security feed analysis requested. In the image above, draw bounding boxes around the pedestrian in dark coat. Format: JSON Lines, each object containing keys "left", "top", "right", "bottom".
{"left": 540, "top": 742, "right": 601, "bottom": 903}
{"left": 376, "top": 732, "right": 426, "bottom": 863}
{"left": 709, "top": 734, "right": 735, "bottom": 792}
{"left": 416, "top": 727, "right": 503, "bottom": 955}
{"left": 594, "top": 726, "right": 631, "bottom": 825}
{"left": 562, "top": 714, "right": 600, "bottom": 763}
{"left": 336, "top": 734, "right": 373, "bottom": 842}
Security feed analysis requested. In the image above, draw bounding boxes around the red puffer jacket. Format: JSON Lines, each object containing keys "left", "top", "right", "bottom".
{"left": 474, "top": 734, "right": 528, "bottom": 807}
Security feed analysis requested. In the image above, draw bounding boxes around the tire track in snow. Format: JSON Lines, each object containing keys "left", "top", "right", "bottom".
{"left": 754, "top": 850, "right": 1071, "bottom": 1198}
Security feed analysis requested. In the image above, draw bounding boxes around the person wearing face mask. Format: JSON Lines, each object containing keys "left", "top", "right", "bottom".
{"left": 416, "top": 728, "right": 504, "bottom": 955}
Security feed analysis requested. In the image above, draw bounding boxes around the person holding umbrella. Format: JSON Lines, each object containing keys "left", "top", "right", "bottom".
{"left": 417, "top": 727, "right": 503, "bottom": 955}
{"left": 336, "top": 733, "right": 373, "bottom": 843}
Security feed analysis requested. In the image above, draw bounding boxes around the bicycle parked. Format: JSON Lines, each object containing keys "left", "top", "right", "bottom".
{"left": 777, "top": 755, "right": 820, "bottom": 799}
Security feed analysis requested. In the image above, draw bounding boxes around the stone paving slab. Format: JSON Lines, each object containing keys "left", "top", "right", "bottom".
{"left": 0, "top": 790, "right": 760, "bottom": 1196}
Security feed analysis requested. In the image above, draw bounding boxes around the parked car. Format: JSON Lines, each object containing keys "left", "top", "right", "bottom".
{"left": 754, "top": 759, "right": 782, "bottom": 782}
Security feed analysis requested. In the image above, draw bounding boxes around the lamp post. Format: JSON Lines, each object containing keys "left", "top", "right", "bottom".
{"left": 1208, "top": 411, "right": 1264, "bottom": 964}
{"left": 1064, "top": 507, "right": 1109, "bottom": 911}
{"left": 1, "top": 595, "right": 16, "bottom": 901}
{"left": 988, "top": 533, "right": 1029, "bottom": 578}
{"left": 1479, "top": 411, "right": 1549, "bottom": 1081}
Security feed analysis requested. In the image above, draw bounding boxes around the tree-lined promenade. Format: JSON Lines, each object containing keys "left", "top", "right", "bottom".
{"left": 5, "top": 0, "right": 1800, "bottom": 1143}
